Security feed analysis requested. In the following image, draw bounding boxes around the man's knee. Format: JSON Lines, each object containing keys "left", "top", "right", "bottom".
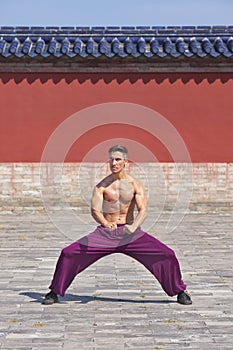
{"left": 61, "top": 243, "right": 80, "bottom": 258}
{"left": 61, "top": 247, "right": 70, "bottom": 257}
{"left": 164, "top": 247, "right": 176, "bottom": 260}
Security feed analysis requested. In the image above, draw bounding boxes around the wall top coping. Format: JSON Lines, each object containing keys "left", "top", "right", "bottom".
{"left": 0, "top": 25, "right": 233, "bottom": 60}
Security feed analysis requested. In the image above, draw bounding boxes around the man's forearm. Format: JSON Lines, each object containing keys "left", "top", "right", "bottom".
{"left": 91, "top": 209, "right": 108, "bottom": 226}
{"left": 129, "top": 208, "right": 147, "bottom": 231}
{"left": 91, "top": 209, "right": 118, "bottom": 230}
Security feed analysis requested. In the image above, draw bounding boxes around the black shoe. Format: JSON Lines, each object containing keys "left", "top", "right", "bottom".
{"left": 177, "top": 291, "right": 192, "bottom": 305}
{"left": 42, "top": 291, "right": 58, "bottom": 305}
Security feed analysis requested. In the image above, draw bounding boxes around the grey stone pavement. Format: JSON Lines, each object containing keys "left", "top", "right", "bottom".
{"left": 0, "top": 210, "right": 233, "bottom": 350}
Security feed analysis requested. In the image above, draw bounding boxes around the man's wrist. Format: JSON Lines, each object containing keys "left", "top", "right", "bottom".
{"left": 102, "top": 220, "right": 109, "bottom": 227}
{"left": 130, "top": 223, "right": 137, "bottom": 231}
{"left": 124, "top": 224, "right": 137, "bottom": 234}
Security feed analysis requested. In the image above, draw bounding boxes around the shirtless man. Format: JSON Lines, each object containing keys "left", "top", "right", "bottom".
{"left": 43, "top": 145, "right": 192, "bottom": 305}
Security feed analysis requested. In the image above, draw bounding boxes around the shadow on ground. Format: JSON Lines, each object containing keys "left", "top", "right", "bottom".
{"left": 20, "top": 291, "right": 175, "bottom": 304}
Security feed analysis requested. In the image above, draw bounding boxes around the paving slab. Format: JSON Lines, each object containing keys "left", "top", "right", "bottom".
{"left": 0, "top": 211, "right": 233, "bottom": 349}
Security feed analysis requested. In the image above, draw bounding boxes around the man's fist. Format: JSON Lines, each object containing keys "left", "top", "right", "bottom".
{"left": 123, "top": 224, "right": 136, "bottom": 235}
{"left": 104, "top": 222, "right": 117, "bottom": 230}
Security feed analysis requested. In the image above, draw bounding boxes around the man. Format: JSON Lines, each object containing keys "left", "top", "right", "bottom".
{"left": 43, "top": 145, "right": 192, "bottom": 305}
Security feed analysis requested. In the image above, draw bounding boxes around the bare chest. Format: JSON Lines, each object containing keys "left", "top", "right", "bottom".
{"left": 103, "top": 180, "right": 134, "bottom": 204}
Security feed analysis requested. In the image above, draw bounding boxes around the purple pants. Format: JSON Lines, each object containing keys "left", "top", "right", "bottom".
{"left": 49, "top": 225, "right": 186, "bottom": 297}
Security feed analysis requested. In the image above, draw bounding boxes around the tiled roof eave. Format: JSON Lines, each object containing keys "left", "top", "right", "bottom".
{"left": 0, "top": 26, "right": 233, "bottom": 61}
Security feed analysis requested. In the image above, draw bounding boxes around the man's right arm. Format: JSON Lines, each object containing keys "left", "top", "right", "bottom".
{"left": 91, "top": 186, "right": 117, "bottom": 230}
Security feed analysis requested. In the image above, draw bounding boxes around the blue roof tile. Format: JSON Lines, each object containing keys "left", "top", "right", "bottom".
{"left": 150, "top": 38, "right": 159, "bottom": 54}
{"left": 124, "top": 37, "right": 134, "bottom": 54}
{"left": 73, "top": 38, "right": 83, "bottom": 54}
{"left": 227, "top": 37, "right": 233, "bottom": 52}
{"left": 137, "top": 37, "right": 146, "bottom": 54}
{"left": 214, "top": 37, "right": 225, "bottom": 53}
{"left": 151, "top": 26, "right": 166, "bottom": 30}
{"left": 176, "top": 38, "right": 186, "bottom": 54}
{"left": 201, "top": 38, "right": 212, "bottom": 54}
{"left": 0, "top": 26, "right": 15, "bottom": 31}
{"left": 0, "top": 26, "right": 232, "bottom": 60}
{"left": 9, "top": 38, "right": 20, "bottom": 54}
{"left": 99, "top": 38, "right": 108, "bottom": 54}
{"left": 163, "top": 38, "right": 173, "bottom": 54}
{"left": 22, "top": 38, "right": 32, "bottom": 54}
{"left": 111, "top": 37, "right": 120, "bottom": 54}
{"left": 106, "top": 26, "right": 121, "bottom": 30}
{"left": 182, "top": 26, "right": 196, "bottom": 29}
{"left": 0, "top": 39, "right": 6, "bottom": 54}
{"left": 189, "top": 38, "right": 199, "bottom": 54}
{"left": 86, "top": 37, "right": 94, "bottom": 54}
{"left": 61, "top": 38, "right": 70, "bottom": 54}
{"left": 35, "top": 39, "right": 45, "bottom": 54}
{"left": 60, "top": 26, "right": 75, "bottom": 30}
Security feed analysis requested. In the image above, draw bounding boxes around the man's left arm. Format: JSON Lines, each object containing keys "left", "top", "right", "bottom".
{"left": 124, "top": 181, "right": 148, "bottom": 234}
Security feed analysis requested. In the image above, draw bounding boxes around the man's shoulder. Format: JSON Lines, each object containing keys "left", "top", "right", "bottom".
{"left": 96, "top": 174, "right": 113, "bottom": 188}
{"left": 125, "top": 173, "right": 140, "bottom": 184}
{"left": 124, "top": 174, "right": 144, "bottom": 191}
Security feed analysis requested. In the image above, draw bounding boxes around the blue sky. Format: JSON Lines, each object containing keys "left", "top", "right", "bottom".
{"left": 0, "top": 0, "right": 233, "bottom": 27}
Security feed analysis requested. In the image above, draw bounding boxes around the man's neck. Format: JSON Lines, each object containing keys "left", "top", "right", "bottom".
{"left": 111, "top": 170, "right": 127, "bottom": 180}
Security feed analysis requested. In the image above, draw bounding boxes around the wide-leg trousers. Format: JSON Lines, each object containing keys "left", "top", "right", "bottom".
{"left": 49, "top": 225, "right": 186, "bottom": 297}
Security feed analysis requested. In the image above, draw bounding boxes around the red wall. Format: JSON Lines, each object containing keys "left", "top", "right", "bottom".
{"left": 0, "top": 72, "right": 232, "bottom": 162}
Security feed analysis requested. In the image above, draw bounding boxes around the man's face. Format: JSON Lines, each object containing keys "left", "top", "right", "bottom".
{"left": 109, "top": 151, "right": 127, "bottom": 174}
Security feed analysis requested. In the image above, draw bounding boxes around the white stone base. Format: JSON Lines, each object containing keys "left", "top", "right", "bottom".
{"left": 0, "top": 163, "right": 232, "bottom": 213}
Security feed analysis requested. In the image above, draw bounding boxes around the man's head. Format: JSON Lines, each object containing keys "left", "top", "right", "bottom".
{"left": 108, "top": 145, "right": 128, "bottom": 159}
{"left": 108, "top": 145, "right": 128, "bottom": 174}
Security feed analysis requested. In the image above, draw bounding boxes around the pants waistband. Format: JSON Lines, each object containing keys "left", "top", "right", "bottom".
{"left": 100, "top": 223, "right": 126, "bottom": 228}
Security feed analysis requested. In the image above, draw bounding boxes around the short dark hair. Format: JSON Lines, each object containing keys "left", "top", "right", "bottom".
{"left": 108, "top": 145, "right": 128, "bottom": 159}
